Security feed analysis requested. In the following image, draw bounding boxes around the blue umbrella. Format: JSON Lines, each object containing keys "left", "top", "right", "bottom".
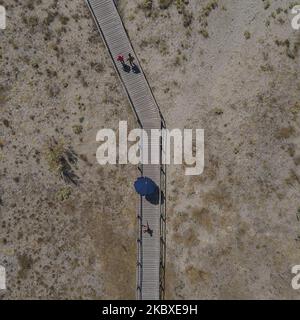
{"left": 134, "top": 177, "right": 156, "bottom": 196}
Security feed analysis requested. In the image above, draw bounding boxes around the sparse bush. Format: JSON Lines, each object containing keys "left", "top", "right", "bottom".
{"left": 202, "top": 0, "right": 218, "bottom": 17}
{"left": 275, "top": 127, "right": 295, "bottom": 139}
{"left": 44, "top": 12, "right": 56, "bottom": 26}
{"left": 143, "top": 0, "right": 153, "bottom": 10}
{"left": 22, "top": 15, "right": 39, "bottom": 28}
{"left": 59, "top": 15, "right": 70, "bottom": 25}
{"left": 3, "top": 119, "right": 10, "bottom": 127}
{"left": 90, "top": 62, "right": 104, "bottom": 73}
{"left": 244, "top": 31, "right": 251, "bottom": 39}
{"left": 263, "top": 0, "right": 270, "bottom": 10}
{"left": 260, "top": 64, "right": 273, "bottom": 72}
{"left": 72, "top": 125, "right": 83, "bottom": 135}
{"left": 176, "top": 0, "right": 186, "bottom": 14}
{"left": 198, "top": 1, "right": 218, "bottom": 36}
{"left": 0, "top": 85, "right": 7, "bottom": 104}
{"left": 199, "top": 28, "right": 209, "bottom": 38}
{"left": 17, "top": 254, "right": 33, "bottom": 279}
{"left": 56, "top": 187, "right": 72, "bottom": 201}
{"left": 214, "top": 108, "right": 223, "bottom": 115}
{"left": 159, "top": 39, "right": 169, "bottom": 55}
{"left": 183, "top": 11, "right": 193, "bottom": 27}
{"left": 159, "top": 0, "right": 173, "bottom": 9}
{"left": 174, "top": 55, "right": 182, "bottom": 66}
{"left": 128, "top": 14, "right": 135, "bottom": 21}
{"left": 45, "top": 140, "right": 79, "bottom": 184}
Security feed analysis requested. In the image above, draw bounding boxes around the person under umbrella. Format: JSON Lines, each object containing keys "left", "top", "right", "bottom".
{"left": 134, "top": 176, "right": 156, "bottom": 196}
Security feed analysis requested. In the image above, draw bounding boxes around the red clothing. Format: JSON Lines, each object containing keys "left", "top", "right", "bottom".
{"left": 117, "top": 55, "right": 124, "bottom": 63}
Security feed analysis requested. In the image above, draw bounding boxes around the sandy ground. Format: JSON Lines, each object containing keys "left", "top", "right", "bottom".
{"left": 1, "top": 0, "right": 300, "bottom": 299}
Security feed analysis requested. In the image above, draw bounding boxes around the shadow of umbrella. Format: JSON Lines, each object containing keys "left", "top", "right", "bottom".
{"left": 134, "top": 177, "right": 161, "bottom": 205}
{"left": 145, "top": 186, "right": 160, "bottom": 205}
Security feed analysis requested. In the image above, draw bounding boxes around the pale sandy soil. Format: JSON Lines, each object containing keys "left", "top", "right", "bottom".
{"left": 1, "top": 0, "right": 300, "bottom": 299}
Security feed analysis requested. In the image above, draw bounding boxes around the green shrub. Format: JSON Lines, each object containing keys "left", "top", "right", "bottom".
{"left": 56, "top": 187, "right": 72, "bottom": 201}
{"left": 45, "top": 140, "right": 79, "bottom": 184}
{"left": 244, "top": 31, "right": 251, "bottom": 39}
{"left": 72, "top": 125, "right": 83, "bottom": 135}
{"left": 143, "top": 0, "right": 153, "bottom": 10}
{"left": 199, "top": 28, "right": 209, "bottom": 38}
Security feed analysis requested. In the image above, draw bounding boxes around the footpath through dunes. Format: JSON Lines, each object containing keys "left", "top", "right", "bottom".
{"left": 86, "top": 0, "right": 167, "bottom": 300}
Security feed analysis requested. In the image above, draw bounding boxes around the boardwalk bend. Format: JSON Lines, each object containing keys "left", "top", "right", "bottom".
{"left": 86, "top": 0, "right": 167, "bottom": 300}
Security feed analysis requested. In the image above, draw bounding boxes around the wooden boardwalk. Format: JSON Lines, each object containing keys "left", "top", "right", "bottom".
{"left": 86, "top": 0, "right": 166, "bottom": 300}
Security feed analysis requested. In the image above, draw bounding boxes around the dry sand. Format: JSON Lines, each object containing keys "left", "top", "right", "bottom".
{"left": 1, "top": 0, "right": 300, "bottom": 299}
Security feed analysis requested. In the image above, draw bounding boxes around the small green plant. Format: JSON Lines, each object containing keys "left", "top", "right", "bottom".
{"left": 291, "top": 102, "right": 300, "bottom": 118}
{"left": 56, "top": 187, "right": 72, "bottom": 201}
{"left": 202, "top": 0, "right": 218, "bottom": 17}
{"left": 45, "top": 140, "right": 79, "bottom": 184}
{"left": 214, "top": 108, "right": 224, "bottom": 115}
{"left": 143, "top": 0, "right": 153, "bottom": 10}
{"left": 0, "top": 85, "right": 7, "bottom": 104}
{"left": 176, "top": 0, "right": 186, "bottom": 14}
{"left": 22, "top": 15, "right": 39, "bottom": 28}
{"left": 174, "top": 55, "right": 182, "bottom": 66}
{"left": 128, "top": 14, "right": 135, "bottom": 21}
{"left": 59, "top": 15, "right": 70, "bottom": 25}
{"left": 183, "top": 11, "right": 193, "bottom": 27}
{"left": 263, "top": 0, "right": 270, "bottom": 10}
{"left": 275, "top": 39, "right": 290, "bottom": 47}
{"left": 198, "top": 1, "right": 218, "bottom": 37}
{"left": 46, "top": 141, "right": 65, "bottom": 173}
{"left": 72, "top": 124, "right": 83, "bottom": 135}
{"left": 159, "top": 40, "right": 169, "bottom": 55}
{"left": 244, "top": 31, "right": 251, "bottom": 40}
{"left": 199, "top": 28, "right": 209, "bottom": 38}
{"left": 260, "top": 64, "right": 273, "bottom": 72}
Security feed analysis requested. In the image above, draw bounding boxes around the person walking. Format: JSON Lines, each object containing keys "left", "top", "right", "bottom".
{"left": 127, "top": 53, "right": 135, "bottom": 67}
{"left": 117, "top": 54, "right": 125, "bottom": 66}
{"left": 142, "top": 221, "right": 153, "bottom": 236}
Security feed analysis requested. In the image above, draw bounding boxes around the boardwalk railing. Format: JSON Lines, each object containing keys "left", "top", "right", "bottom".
{"left": 136, "top": 124, "right": 167, "bottom": 300}
{"left": 86, "top": 0, "right": 166, "bottom": 300}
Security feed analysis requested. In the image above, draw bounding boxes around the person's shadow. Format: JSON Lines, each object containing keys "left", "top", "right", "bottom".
{"left": 143, "top": 223, "right": 154, "bottom": 237}
{"left": 147, "top": 228, "right": 153, "bottom": 237}
{"left": 132, "top": 64, "right": 141, "bottom": 74}
{"left": 122, "top": 63, "right": 131, "bottom": 73}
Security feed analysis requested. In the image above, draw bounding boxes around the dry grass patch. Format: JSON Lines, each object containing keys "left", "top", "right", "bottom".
{"left": 186, "top": 265, "right": 210, "bottom": 283}
{"left": 275, "top": 127, "right": 295, "bottom": 139}
{"left": 191, "top": 207, "right": 213, "bottom": 231}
